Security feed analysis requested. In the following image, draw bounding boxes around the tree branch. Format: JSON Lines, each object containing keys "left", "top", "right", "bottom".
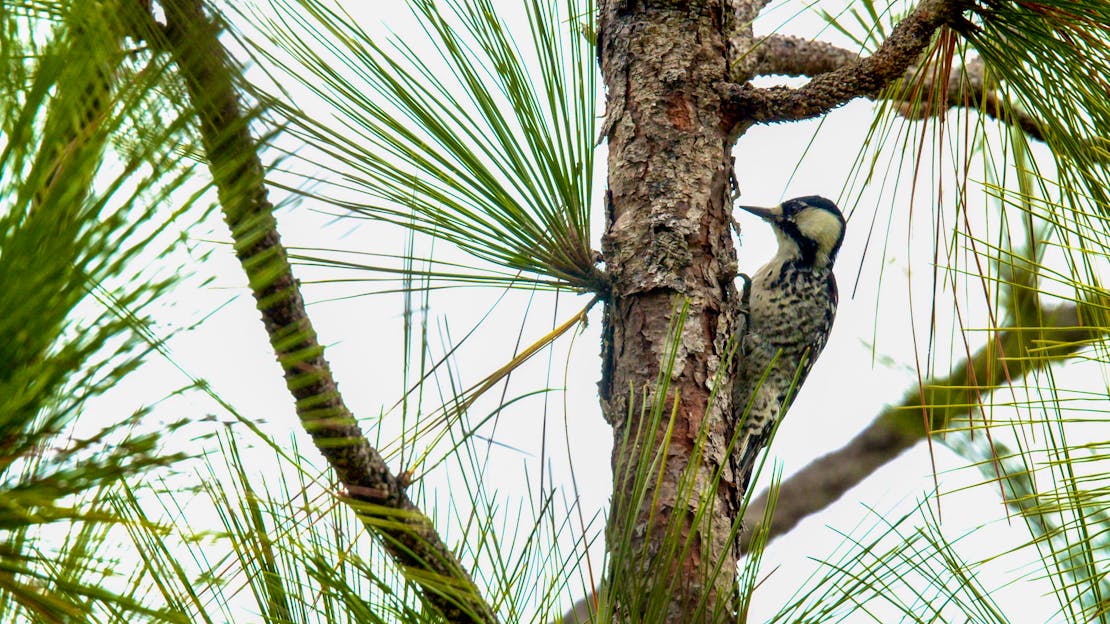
{"left": 562, "top": 291, "right": 1101, "bottom": 620}
{"left": 751, "top": 34, "right": 860, "bottom": 78}
{"left": 155, "top": 2, "right": 497, "bottom": 622}
{"left": 895, "top": 56, "right": 1045, "bottom": 142}
{"left": 726, "top": 0, "right": 767, "bottom": 82}
{"left": 720, "top": 0, "right": 968, "bottom": 124}
{"left": 739, "top": 300, "right": 1097, "bottom": 552}
{"left": 750, "top": 35, "right": 1047, "bottom": 142}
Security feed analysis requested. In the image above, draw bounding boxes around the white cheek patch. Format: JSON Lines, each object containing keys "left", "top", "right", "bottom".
{"left": 795, "top": 209, "right": 842, "bottom": 265}
{"left": 771, "top": 226, "right": 800, "bottom": 263}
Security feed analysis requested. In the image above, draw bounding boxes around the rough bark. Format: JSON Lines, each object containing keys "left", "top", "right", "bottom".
{"left": 596, "top": 0, "right": 973, "bottom": 620}
{"left": 597, "top": 1, "right": 744, "bottom": 620}
{"left": 751, "top": 34, "right": 860, "bottom": 77}
{"left": 155, "top": 2, "right": 497, "bottom": 622}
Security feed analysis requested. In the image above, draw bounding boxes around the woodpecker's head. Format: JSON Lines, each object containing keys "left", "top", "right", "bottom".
{"left": 738, "top": 196, "right": 845, "bottom": 269}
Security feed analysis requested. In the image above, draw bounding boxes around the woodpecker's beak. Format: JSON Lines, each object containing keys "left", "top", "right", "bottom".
{"left": 737, "top": 204, "right": 783, "bottom": 222}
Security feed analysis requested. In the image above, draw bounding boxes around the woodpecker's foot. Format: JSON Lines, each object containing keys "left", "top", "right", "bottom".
{"left": 729, "top": 157, "right": 741, "bottom": 202}
{"left": 738, "top": 272, "right": 752, "bottom": 323}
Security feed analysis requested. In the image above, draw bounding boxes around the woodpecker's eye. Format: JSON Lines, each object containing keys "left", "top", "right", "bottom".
{"left": 798, "top": 196, "right": 841, "bottom": 217}
{"left": 781, "top": 199, "right": 805, "bottom": 218}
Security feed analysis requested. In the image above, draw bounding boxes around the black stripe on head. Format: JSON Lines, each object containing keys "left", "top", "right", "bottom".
{"left": 783, "top": 195, "right": 846, "bottom": 263}
{"left": 777, "top": 219, "right": 818, "bottom": 266}
{"left": 793, "top": 196, "right": 843, "bottom": 218}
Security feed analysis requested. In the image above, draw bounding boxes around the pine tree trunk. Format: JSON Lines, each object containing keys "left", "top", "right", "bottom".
{"left": 598, "top": 1, "right": 747, "bottom": 620}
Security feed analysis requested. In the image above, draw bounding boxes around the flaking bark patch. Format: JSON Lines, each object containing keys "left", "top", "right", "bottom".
{"left": 667, "top": 93, "right": 695, "bottom": 130}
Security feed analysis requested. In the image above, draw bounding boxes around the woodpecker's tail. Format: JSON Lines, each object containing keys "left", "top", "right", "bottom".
{"left": 735, "top": 420, "right": 774, "bottom": 494}
{"left": 736, "top": 435, "right": 759, "bottom": 493}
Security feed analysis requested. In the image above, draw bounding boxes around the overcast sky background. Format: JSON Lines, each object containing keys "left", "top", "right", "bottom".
{"left": 99, "top": 1, "right": 1106, "bottom": 621}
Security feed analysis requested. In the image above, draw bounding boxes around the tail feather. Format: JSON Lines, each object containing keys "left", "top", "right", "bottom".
{"left": 735, "top": 422, "right": 773, "bottom": 493}
{"left": 737, "top": 438, "right": 759, "bottom": 493}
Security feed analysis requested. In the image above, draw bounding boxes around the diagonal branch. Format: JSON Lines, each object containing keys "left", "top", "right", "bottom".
{"left": 892, "top": 57, "right": 1046, "bottom": 141}
{"left": 153, "top": 2, "right": 497, "bottom": 622}
{"left": 739, "top": 300, "right": 1099, "bottom": 552}
{"left": 750, "top": 35, "right": 1047, "bottom": 142}
{"left": 720, "top": 0, "right": 969, "bottom": 124}
{"left": 559, "top": 294, "right": 1100, "bottom": 620}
